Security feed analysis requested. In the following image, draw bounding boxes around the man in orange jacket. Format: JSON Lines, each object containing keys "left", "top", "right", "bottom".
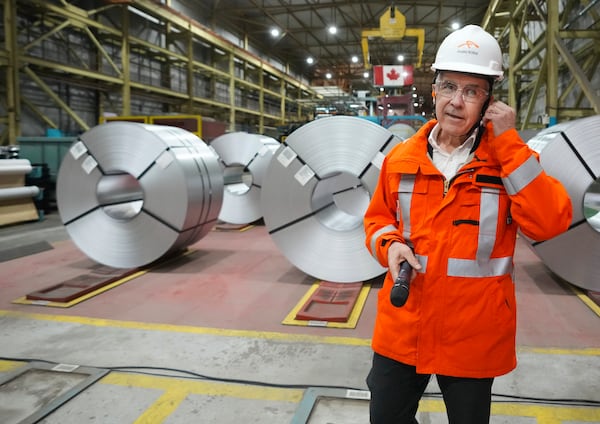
{"left": 364, "top": 25, "right": 572, "bottom": 423}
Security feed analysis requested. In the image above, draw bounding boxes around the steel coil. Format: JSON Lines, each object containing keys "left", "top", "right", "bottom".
{"left": 0, "top": 159, "right": 32, "bottom": 175}
{"left": 57, "top": 122, "right": 223, "bottom": 268}
{"left": 210, "top": 132, "right": 279, "bottom": 224}
{"left": 261, "top": 116, "right": 402, "bottom": 282}
{"left": 386, "top": 123, "right": 416, "bottom": 140}
{"left": 0, "top": 186, "right": 39, "bottom": 201}
{"left": 525, "top": 115, "right": 600, "bottom": 292}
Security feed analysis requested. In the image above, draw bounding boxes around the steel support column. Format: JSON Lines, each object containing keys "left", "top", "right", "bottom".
{"left": 483, "top": 0, "right": 599, "bottom": 128}
{"left": 3, "top": 0, "right": 20, "bottom": 145}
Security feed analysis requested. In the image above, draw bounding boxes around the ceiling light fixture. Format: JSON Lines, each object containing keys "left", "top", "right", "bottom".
{"left": 328, "top": 25, "right": 337, "bottom": 35}
{"left": 270, "top": 28, "right": 280, "bottom": 37}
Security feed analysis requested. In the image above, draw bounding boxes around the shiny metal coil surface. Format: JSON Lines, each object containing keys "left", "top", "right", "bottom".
{"left": 0, "top": 159, "right": 32, "bottom": 175}
{"left": 386, "top": 123, "right": 416, "bottom": 140}
{"left": 261, "top": 116, "right": 402, "bottom": 282}
{"left": 210, "top": 132, "right": 279, "bottom": 224}
{"left": 0, "top": 186, "right": 39, "bottom": 201}
{"left": 525, "top": 115, "right": 600, "bottom": 292}
{"left": 0, "top": 159, "right": 39, "bottom": 201}
{"left": 57, "top": 122, "right": 223, "bottom": 268}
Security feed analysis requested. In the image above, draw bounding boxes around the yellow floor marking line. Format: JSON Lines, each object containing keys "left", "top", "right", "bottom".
{"left": 518, "top": 346, "right": 600, "bottom": 356}
{"left": 133, "top": 387, "right": 189, "bottom": 424}
{"left": 0, "top": 309, "right": 371, "bottom": 347}
{"left": 282, "top": 282, "right": 371, "bottom": 328}
{"left": 239, "top": 224, "right": 255, "bottom": 232}
{"left": 1, "top": 360, "right": 597, "bottom": 422}
{"left": 103, "top": 372, "right": 303, "bottom": 403}
{"left": 104, "top": 375, "right": 600, "bottom": 423}
{"left": 490, "top": 402, "right": 600, "bottom": 423}
{"left": 213, "top": 224, "right": 255, "bottom": 232}
{"left": 407, "top": 400, "right": 600, "bottom": 422}
{"left": 11, "top": 270, "right": 149, "bottom": 308}
{"left": 0, "top": 360, "right": 23, "bottom": 372}
{"left": 564, "top": 281, "right": 600, "bottom": 317}
{"left": 2, "top": 308, "right": 598, "bottom": 355}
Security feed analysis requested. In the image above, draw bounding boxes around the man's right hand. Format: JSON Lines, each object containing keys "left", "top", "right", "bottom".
{"left": 387, "top": 242, "right": 421, "bottom": 281}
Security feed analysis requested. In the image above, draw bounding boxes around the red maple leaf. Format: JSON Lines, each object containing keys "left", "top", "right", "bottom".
{"left": 386, "top": 68, "right": 400, "bottom": 80}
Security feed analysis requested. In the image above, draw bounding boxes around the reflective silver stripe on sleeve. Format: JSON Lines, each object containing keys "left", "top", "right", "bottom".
{"left": 397, "top": 175, "right": 416, "bottom": 241}
{"left": 478, "top": 187, "right": 500, "bottom": 259}
{"left": 369, "top": 224, "right": 398, "bottom": 259}
{"left": 447, "top": 187, "right": 513, "bottom": 277}
{"left": 416, "top": 254, "right": 428, "bottom": 273}
{"left": 502, "top": 155, "right": 543, "bottom": 195}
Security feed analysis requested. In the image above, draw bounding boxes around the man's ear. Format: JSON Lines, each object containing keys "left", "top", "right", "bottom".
{"left": 481, "top": 95, "right": 494, "bottom": 116}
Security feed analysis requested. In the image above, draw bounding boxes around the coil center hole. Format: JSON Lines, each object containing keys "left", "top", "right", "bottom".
{"left": 223, "top": 164, "right": 253, "bottom": 196}
{"left": 583, "top": 178, "right": 600, "bottom": 233}
{"left": 311, "top": 171, "right": 370, "bottom": 232}
{"left": 96, "top": 173, "right": 144, "bottom": 220}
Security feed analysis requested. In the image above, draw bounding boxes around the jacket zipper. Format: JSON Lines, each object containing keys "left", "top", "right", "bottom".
{"left": 443, "top": 168, "right": 475, "bottom": 197}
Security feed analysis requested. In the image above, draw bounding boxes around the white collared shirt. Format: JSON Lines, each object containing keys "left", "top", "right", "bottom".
{"left": 428, "top": 123, "right": 477, "bottom": 181}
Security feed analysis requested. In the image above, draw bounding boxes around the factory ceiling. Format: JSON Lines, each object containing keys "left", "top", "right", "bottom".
{"left": 193, "top": 1, "right": 494, "bottom": 96}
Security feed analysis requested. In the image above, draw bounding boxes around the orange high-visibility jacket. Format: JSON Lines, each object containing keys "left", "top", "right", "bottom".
{"left": 364, "top": 120, "right": 572, "bottom": 378}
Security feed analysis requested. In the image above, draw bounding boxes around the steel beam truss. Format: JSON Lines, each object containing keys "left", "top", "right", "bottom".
{"left": 482, "top": 0, "right": 600, "bottom": 129}
{"left": 0, "top": 0, "right": 319, "bottom": 144}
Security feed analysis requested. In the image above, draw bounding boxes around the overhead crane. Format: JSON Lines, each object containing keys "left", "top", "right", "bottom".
{"left": 361, "top": 6, "right": 425, "bottom": 69}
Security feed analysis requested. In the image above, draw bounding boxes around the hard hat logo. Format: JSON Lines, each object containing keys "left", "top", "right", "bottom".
{"left": 458, "top": 40, "right": 479, "bottom": 49}
{"left": 431, "top": 25, "right": 504, "bottom": 80}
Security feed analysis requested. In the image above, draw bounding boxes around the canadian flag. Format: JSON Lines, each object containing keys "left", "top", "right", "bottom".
{"left": 373, "top": 65, "right": 414, "bottom": 87}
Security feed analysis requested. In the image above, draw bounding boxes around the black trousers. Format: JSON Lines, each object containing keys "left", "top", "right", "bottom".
{"left": 366, "top": 352, "right": 494, "bottom": 424}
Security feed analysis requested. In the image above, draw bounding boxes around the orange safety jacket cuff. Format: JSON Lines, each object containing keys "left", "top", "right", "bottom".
{"left": 368, "top": 224, "right": 402, "bottom": 268}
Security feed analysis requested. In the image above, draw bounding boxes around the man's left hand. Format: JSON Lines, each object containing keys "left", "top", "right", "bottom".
{"left": 482, "top": 100, "right": 516, "bottom": 137}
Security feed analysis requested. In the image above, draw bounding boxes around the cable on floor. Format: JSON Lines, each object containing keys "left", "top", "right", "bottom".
{"left": 1, "top": 355, "right": 599, "bottom": 408}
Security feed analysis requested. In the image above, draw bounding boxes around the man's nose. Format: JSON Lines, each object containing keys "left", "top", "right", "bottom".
{"left": 450, "top": 88, "right": 466, "bottom": 103}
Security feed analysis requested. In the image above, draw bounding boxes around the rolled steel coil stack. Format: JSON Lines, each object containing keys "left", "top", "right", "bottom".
{"left": 525, "top": 115, "right": 600, "bottom": 292}
{"left": 261, "top": 116, "right": 403, "bottom": 283}
{"left": 210, "top": 132, "right": 279, "bottom": 225}
{"left": 0, "top": 159, "right": 40, "bottom": 225}
{"left": 57, "top": 122, "right": 223, "bottom": 268}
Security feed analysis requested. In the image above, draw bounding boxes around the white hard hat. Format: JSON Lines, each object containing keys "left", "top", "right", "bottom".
{"left": 431, "top": 25, "right": 504, "bottom": 81}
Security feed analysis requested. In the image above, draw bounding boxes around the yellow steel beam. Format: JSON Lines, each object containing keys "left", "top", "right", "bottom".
{"left": 553, "top": 36, "right": 600, "bottom": 114}
{"left": 129, "top": 0, "right": 313, "bottom": 93}
{"left": 361, "top": 7, "right": 424, "bottom": 69}
{"left": 83, "top": 26, "right": 122, "bottom": 77}
{"left": 547, "top": 0, "right": 559, "bottom": 124}
{"left": 22, "top": 21, "right": 70, "bottom": 52}
{"left": 21, "top": 55, "right": 122, "bottom": 84}
{"left": 4, "top": 0, "right": 20, "bottom": 145}
{"left": 121, "top": 6, "right": 131, "bottom": 116}
{"left": 23, "top": 66, "right": 90, "bottom": 131}
{"left": 483, "top": 0, "right": 599, "bottom": 126}
{"left": 21, "top": 97, "right": 59, "bottom": 130}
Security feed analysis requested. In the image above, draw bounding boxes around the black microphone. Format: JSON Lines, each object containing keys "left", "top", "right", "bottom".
{"left": 390, "top": 260, "right": 413, "bottom": 307}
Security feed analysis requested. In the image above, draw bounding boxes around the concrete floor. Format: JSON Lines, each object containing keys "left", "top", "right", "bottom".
{"left": 0, "top": 212, "right": 599, "bottom": 424}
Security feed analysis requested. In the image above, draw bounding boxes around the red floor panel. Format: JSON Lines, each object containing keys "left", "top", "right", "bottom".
{"left": 295, "top": 282, "right": 363, "bottom": 322}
